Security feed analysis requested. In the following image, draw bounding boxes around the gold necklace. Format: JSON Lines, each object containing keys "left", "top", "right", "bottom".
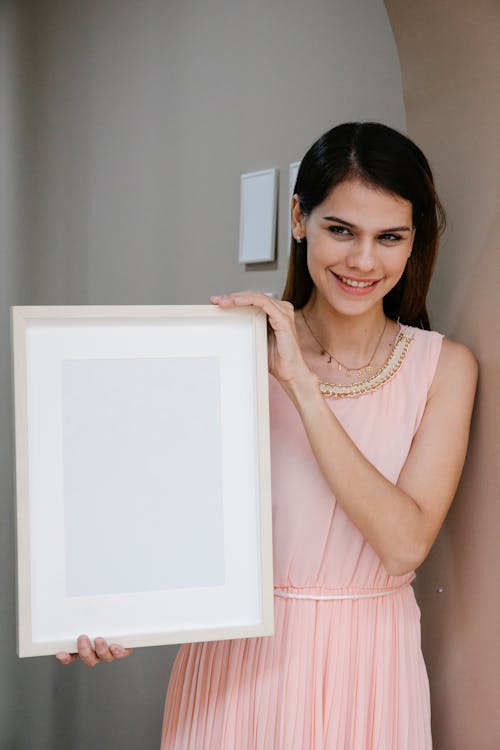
{"left": 318, "top": 327, "right": 413, "bottom": 398}
{"left": 300, "top": 310, "right": 388, "bottom": 378}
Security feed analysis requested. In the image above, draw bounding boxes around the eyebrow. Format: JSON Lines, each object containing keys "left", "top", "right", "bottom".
{"left": 322, "top": 215, "right": 412, "bottom": 232}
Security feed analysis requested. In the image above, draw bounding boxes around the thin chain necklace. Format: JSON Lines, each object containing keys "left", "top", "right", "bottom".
{"left": 300, "top": 310, "right": 388, "bottom": 378}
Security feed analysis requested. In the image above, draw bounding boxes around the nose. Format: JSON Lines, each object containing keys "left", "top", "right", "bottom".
{"left": 345, "top": 237, "right": 377, "bottom": 273}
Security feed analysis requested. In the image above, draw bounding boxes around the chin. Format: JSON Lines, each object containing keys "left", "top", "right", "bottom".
{"left": 321, "top": 292, "right": 387, "bottom": 318}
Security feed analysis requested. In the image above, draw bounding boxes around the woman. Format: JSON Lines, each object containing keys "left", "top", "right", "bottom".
{"left": 59, "top": 122, "right": 478, "bottom": 749}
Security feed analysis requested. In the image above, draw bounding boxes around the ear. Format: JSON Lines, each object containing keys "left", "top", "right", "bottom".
{"left": 291, "top": 194, "right": 306, "bottom": 238}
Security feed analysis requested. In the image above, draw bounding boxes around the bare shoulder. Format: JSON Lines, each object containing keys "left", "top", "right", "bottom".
{"left": 430, "top": 336, "right": 478, "bottom": 400}
{"left": 438, "top": 337, "right": 478, "bottom": 378}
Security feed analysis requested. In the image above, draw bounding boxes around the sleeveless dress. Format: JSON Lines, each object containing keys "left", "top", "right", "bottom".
{"left": 160, "top": 325, "right": 442, "bottom": 749}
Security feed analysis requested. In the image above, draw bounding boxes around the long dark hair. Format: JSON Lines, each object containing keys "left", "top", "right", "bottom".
{"left": 282, "top": 122, "right": 446, "bottom": 329}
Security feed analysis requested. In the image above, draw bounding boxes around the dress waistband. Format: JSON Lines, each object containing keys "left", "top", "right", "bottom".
{"left": 273, "top": 577, "right": 414, "bottom": 602}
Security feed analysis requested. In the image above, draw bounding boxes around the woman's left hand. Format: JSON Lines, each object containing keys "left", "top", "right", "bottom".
{"left": 210, "top": 291, "right": 314, "bottom": 390}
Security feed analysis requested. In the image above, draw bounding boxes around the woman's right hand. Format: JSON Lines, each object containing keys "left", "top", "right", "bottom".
{"left": 56, "top": 634, "right": 133, "bottom": 667}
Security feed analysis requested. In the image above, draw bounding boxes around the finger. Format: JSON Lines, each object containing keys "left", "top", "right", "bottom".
{"left": 232, "top": 291, "right": 294, "bottom": 317}
{"left": 77, "top": 634, "right": 100, "bottom": 667}
{"left": 212, "top": 290, "right": 275, "bottom": 304}
{"left": 211, "top": 292, "right": 294, "bottom": 322}
{"left": 56, "top": 652, "right": 78, "bottom": 665}
{"left": 109, "top": 643, "right": 133, "bottom": 660}
{"left": 211, "top": 290, "right": 272, "bottom": 306}
{"left": 233, "top": 294, "right": 295, "bottom": 330}
{"left": 94, "top": 637, "right": 114, "bottom": 663}
{"left": 210, "top": 294, "right": 240, "bottom": 307}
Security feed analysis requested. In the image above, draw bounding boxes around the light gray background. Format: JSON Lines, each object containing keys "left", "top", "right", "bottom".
{"left": 62, "top": 357, "right": 224, "bottom": 597}
{"left": 1, "top": 1, "right": 405, "bottom": 747}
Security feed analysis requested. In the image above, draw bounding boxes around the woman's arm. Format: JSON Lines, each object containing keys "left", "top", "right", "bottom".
{"left": 289, "top": 339, "right": 477, "bottom": 575}
{"left": 211, "top": 292, "right": 478, "bottom": 576}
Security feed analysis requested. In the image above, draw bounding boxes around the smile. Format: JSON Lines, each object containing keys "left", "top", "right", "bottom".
{"left": 332, "top": 273, "right": 382, "bottom": 296}
{"left": 338, "top": 276, "right": 376, "bottom": 288}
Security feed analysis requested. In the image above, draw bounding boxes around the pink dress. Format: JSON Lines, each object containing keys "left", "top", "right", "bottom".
{"left": 161, "top": 325, "right": 442, "bottom": 749}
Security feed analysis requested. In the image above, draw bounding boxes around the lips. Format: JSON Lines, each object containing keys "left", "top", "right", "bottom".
{"left": 332, "top": 272, "right": 381, "bottom": 295}
{"left": 338, "top": 275, "right": 376, "bottom": 288}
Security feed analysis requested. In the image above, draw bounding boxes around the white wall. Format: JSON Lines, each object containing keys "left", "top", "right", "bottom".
{"left": 1, "top": 1, "right": 405, "bottom": 747}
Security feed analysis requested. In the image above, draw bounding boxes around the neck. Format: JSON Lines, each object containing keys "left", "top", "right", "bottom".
{"left": 302, "top": 293, "right": 390, "bottom": 364}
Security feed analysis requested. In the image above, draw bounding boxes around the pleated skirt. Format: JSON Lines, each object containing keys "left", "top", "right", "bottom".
{"left": 160, "top": 585, "right": 432, "bottom": 749}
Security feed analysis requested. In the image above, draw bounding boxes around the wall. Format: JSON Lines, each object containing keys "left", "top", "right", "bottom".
{"left": 15, "top": 0, "right": 406, "bottom": 308}
{"left": 0, "top": 3, "right": 23, "bottom": 747}
{"left": 1, "top": 1, "right": 405, "bottom": 748}
{"left": 385, "top": 2, "right": 500, "bottom": 748}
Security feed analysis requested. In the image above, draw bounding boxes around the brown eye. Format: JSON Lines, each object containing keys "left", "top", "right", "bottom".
{"left": 328, "top": 225, "right": 351, "bottom": 236}
{"left": 379, "top": 233, "right": 403, "bottom": 242}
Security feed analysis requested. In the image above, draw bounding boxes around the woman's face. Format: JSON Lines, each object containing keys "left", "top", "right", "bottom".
{"left": 293, "top": 178, "right": 415, "bottom": 317}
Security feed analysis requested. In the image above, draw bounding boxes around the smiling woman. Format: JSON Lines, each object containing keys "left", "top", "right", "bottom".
{"left": 161, "top": 123, "right": 477, "bottom": 748}
{"left": 292, "top": 180, "right": 415, "bottom": 323}
{"left": 284, "top": 122, "right": 445, "bottom": 331}
{"left": 57, "top": 123, "right": 477, "bottom": 750}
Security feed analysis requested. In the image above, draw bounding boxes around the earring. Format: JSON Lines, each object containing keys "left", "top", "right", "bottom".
{"left": 407, "top": 251, "right": 412, "bottom": 258}
{"left": 295, "top": 236, "right": 302, "bottom": 244}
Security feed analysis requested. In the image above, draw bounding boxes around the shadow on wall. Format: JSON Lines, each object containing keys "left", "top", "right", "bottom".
{"left": 420, "top": 210, "right": 500, "bottom": 744}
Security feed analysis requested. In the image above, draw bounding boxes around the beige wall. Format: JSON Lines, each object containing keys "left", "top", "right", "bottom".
{"left": 385, "top": 2, "right": 500, "bottom": 748}
{"left": 1, "top": 1, "right": 406, "bottom": 747}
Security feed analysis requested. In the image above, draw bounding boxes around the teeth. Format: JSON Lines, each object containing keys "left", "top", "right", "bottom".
{"left": 339, "top": 276, "right": 375, "bottom": 288}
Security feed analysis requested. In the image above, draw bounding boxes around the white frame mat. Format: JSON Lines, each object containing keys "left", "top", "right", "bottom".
{"left": 11, "top": 305, "right": 274, "bottom": 657}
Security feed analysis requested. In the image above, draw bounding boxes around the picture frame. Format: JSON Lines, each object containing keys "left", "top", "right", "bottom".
{"left": 11, "top": 305, "right": 274, "bottom": 657}
{"left": 238, "top": 168, "right": 278, "bottom": 264}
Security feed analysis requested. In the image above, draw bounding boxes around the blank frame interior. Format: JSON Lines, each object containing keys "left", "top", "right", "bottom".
{"left": 12, "top": 306, "right": 273, "bottom": 656}
{"left": 62, "top": 356, "right": 224, "bottom": 597}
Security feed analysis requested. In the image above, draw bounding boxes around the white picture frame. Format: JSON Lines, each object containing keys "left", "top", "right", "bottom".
{"left": 238, "top": 168, "right": 278, "bottom": 264}
{"left": 11, "top": 305, "right": 274, "bottom": 657}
